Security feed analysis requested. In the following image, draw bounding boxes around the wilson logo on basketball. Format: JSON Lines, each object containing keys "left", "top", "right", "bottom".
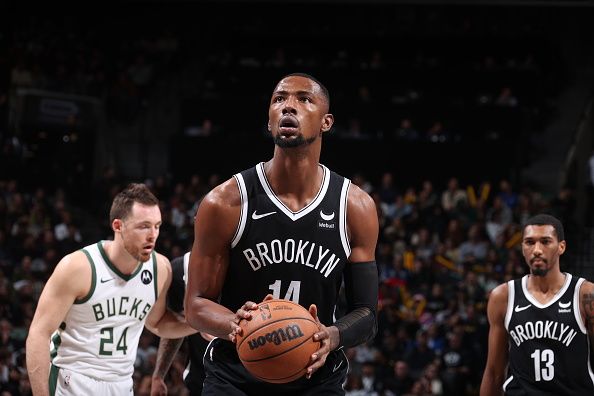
{"left": 247, "top": 323, "right": 304, "bottom": 350}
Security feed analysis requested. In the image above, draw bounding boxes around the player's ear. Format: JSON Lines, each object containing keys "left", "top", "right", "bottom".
{"left": 558, "top": 240, "right": 566, "bottom": 255}
{"left": 267, "top": 121, "right": 271, "bottom": 132}
{"left": 112, "top": 219, "right": 123, "bottom": 233}
{"left": 321, "top": 113, "right": 334, "bottom": 133}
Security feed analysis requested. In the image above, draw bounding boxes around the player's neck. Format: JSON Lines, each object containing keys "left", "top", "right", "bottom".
{"left": 264, "top": 156, "right": 323, "bottom": 211}
{"left": 103, "top": 240, "right": 142, "bottom": 275}
{"left": 527, "top": 269, "right": 566, "bottom": 297}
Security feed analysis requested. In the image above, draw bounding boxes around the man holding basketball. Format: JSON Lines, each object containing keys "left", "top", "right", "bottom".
{"left": 185, "top": 73, "right": 379, "bottom": 395}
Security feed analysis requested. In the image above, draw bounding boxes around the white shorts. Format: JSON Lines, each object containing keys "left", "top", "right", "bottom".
{"left": 50, "top": 364, "right": 133, "bottom": 395}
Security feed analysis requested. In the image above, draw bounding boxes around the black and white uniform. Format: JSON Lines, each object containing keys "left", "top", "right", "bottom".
{"left": 504, "top": 273, "right": 594, "bottom": 395}
{"left": 168, "top": 253, "right": 209, "bottom": 396}
{"left": 203, "top": 162, "right": 350, "bottom": 396}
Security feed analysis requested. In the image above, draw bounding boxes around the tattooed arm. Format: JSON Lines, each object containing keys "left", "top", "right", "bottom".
{"left": 150, "top": 337, "right": 185, "bottom": 396}
{"left": 579, "top": 280, "right": 594, "bottom": 350}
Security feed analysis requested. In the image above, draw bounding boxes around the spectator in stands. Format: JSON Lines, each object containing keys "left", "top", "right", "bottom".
{"left": 394, "top": 118, "right": 420, "bottom": 141}
{"left": 441, "top": 177, "right": 468, "bottom": 214}
{"left": 458, "top": 224, "right": 489, "bottom": 265}
{"left": 404, "top": 329, "right": 437, "bottom": 379}
{"left": 495, "top": 86, "right": 518, "bottom": 107}
{"left": 426, "top": 121, "right": 451, "bottom": 143}
{"left": 441, "top": 332, "right": 472, "bottom": 395}
{"left": 485, "top": 195, "right": 513, "bottom": 243}
{"left": 383, "top": 360, "right": 414, "bottom": 395}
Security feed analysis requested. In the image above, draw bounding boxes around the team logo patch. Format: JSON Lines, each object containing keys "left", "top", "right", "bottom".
{"left": 141, "top": 270, "right": 153, "bottom": 285}
{"left": 320, "top": 210, "right": 335, "bottom": 221}
{"left": 558, "top": 300, "right": 571, "bottom": 313}
{"left": 318, "top": 209, "right": 336, "bottom": 229}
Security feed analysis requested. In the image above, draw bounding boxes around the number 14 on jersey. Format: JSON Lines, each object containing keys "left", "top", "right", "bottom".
{"left": 268, "top": 280, "right": 301, "bottom": 303}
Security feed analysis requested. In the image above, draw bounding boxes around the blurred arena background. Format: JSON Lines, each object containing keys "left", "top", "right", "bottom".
{"left": 1, "top": 0, "right": 594, "bottom": 395}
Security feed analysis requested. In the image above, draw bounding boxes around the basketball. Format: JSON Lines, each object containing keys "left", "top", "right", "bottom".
{"left": 235, "top": 298, "right": 321, "bottom": 383}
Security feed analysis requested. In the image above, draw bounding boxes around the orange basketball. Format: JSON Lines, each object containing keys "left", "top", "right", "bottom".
{"left": 235, "top": 298, "right": 321, "bottom": 383}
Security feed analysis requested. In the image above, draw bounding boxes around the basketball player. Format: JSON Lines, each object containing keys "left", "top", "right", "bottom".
{"left": 150, "top": 252, "right": 212, "bottom": 396}
{"left": 184, "top": 73, "right": 379, "bottom": 395}
{"left": 26, "top": 183, "right": 197, "bottom": 396}
{"left": 480, "top": 214, "right": 594, "bottom": 395}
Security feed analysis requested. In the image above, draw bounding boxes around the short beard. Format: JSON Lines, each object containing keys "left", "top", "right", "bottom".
{"left": 532, "top": 268, "right": 549, "bottom": 277}
{"left": 123, "top": 237, "right": 150, "bottom": 262}
{"left": 273, "top": 134, "right": 317, "bottom": 148}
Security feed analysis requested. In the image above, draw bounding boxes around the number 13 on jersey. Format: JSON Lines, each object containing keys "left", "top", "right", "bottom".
{"left": 531, "top": 349, "right": 554, "bottom": 381}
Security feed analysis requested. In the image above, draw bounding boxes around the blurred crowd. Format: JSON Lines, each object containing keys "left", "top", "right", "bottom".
{"left": 0, "top": 167, "right": 577, "bottom": 395}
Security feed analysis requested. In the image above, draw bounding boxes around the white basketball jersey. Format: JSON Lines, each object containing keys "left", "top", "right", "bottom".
{"left": 51, "top": 241, "right": 158, "bottom": 381}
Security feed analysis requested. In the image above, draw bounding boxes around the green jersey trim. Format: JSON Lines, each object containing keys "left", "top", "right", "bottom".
{"left": 97, "top": 241, "right": 143, "bottom": 281}
{"left": 76, "top": 249, "right": 97, "bottom": 304}
{"left": 49, "top": 364, "right": 59, "bottom": 396}
{"left": 152, "top": 251, "right": 158, "bottom": 301}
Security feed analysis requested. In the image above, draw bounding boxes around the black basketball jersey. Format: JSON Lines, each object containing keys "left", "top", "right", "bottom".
{"left": 504, "top": 273, "right": 594, "bottom": 395}
{"left": 168, "top": 253, "right": 208, "bottom": 395}
{"left": 222, "top": 162, "right": 351, "bottom": 326}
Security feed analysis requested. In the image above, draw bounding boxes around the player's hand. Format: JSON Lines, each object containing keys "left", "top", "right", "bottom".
{"left": 262, "top": 293, "right": 274, "bottom": 302}
{"left": 150, "top": 376, "right": 167, "bottom": 396}
{"left": 305, "top": 304, "right": 340, "bottom": 379}
{"left": 229, "top": 300, "right": 259, "bottom": 343}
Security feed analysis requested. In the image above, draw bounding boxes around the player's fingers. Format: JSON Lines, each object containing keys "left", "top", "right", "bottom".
{"left": 229, "top": 323, "right": 243, "bottom": 342}
{"left": 243, "top": 301, "right": 259, "bottom": 310}
{"left": 306, "top": 352, "right": 329, "bottom": 379}
{"left": 236, "top": 308, "right": 253, "bottom": 320}
{"left": 308, "top": 304, "right": 318, "bottom": 321}
{"left": 313, "top": 330, "right": 328, "bottom": 341}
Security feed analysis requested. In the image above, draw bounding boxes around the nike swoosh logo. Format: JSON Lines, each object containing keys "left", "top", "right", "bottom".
{"left": 252, "top": 211, "right": 276, "bottom": 220}
{"left": 320, "top": 210, "right": 335, "bottom": 221}
{"left": 100, "top": 278, "right": 114, "bottom": 283}
{"left": 514, "top": 304, "right": 531, "bottom": 312}
{"left": 558, "top": 301, "right": 571, "bottom": 309}
{"left": 333, "top": 360, "right": 343, "bottom": 373}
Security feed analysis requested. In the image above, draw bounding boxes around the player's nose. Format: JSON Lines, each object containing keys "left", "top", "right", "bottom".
{"left": 282, "top": 97, "right": 297, "bottom": 115}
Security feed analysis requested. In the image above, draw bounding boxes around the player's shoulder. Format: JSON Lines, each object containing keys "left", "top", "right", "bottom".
{"left": 346, "top": 182, "right": 376, "bottom": 213}
{"left": 154, "top": 251, "right": 172, "bottom": 272}
{"left": 58, "top": 249, "right": 92, "bottom": 272}
{"left": 488, "top": 282, "right": 510, "bottom": 304}
{"left": 578, "top": 278, "right": 594, "bottom": 295}
{"left": 49, "top": 250, "right": 93, "bottom": 290}
{"left": 202, "top": 176, "right": 241, "bottom": 210}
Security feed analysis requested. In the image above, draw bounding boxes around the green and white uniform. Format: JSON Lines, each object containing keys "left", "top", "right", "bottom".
{"left": 50, "top": 241, "right": 158, "bottom": 395}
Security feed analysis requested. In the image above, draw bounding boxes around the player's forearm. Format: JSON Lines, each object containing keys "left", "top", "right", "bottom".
{"left": 149, "top": 310, "right": 197, "bottom": 338}
{"left": 26, "top": 332, "right": 51, "bottom": 396}
{"left": 334, "top": 306, "right": 377, "bottom": 348}
{"left": 185, "top": 296, "right": 236, "bottom": 339}
{"left": 153, "top": 337, "right": 184, "bottom": 379}
{"left": 479, "top": 371, "right": 505, "bottom": 396}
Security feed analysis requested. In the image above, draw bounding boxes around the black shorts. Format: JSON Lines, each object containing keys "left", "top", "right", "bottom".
{"left": 183, "top": 333, "right": 210, "bottom": 395}
{"left": 202, "top": 338, "right": 348, "bottom": 396}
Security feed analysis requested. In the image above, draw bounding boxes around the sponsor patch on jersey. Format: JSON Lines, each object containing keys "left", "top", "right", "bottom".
{"left": 141, "top": 270, "right": 153, "bottom": 285}
{"left": 318, "top": 221, "right": 336, "bottom": 229}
